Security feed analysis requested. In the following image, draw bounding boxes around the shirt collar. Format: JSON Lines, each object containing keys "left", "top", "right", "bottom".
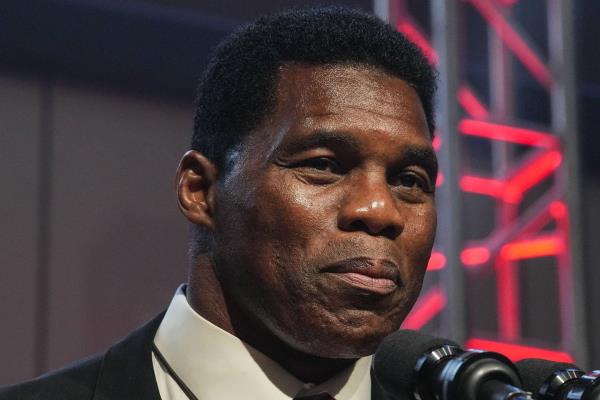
{"left": 153, "top": 285, "right": 372, "bottom": 399}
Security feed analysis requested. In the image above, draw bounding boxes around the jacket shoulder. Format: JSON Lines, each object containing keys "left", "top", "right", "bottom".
{"left": 0, "top": 354, "right": 103, "bottom": 400}
{"left": 0, "top": 311, "right": 165, "bottom": 400}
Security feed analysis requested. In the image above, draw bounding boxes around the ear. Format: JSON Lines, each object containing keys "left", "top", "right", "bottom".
{"left": 175, "top": 150, "right": 218, "bottom": 231}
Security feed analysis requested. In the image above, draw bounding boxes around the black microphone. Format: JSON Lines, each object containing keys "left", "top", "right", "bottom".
{"left": 373, "top": 330, "right": 532, "bottom": 400}
{"left": 515, "top": 358, "right": 600, "bottom": 399}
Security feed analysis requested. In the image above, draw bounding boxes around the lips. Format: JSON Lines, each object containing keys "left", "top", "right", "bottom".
{"left": 323, "top": 257, "right": 400, "bottom": 295}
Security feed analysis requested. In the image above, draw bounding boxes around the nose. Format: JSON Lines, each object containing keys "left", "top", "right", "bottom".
{"left": 337, "top": 173, "right": 403, "bottom": 240}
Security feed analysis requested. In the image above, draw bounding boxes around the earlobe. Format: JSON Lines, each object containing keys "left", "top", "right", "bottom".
{"left": 175, "top": 150, "right": 218, "bottom": 230}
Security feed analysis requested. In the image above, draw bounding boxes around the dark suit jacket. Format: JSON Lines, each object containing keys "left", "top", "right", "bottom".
{"left": 0, "top": 313, "right": 393, "bottom": 399}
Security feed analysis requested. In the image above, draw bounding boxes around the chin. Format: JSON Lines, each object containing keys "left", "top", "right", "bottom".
{"left": 303, "top": 332, "right": 389, "bottom": 359}
{"left": 294, "top": 316, "right": 403, "bottom": 359}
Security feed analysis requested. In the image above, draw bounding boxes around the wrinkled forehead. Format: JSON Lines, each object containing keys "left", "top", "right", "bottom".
{"left": 259, "top": 63, "right": 430, "bottom": 154}
{"left": 274, "top": 63, "right": 429, "bottom": 134}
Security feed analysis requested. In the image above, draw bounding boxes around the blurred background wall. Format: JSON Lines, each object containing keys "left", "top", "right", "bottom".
{"left": 0, "top": 0, "right": 371, "bottom": 385}
{"left": 1, "top": 0, "right": 599, "bottom": 386}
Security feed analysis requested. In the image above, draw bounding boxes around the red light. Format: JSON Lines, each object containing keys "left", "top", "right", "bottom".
{"left": 468, "top": 0, "right": 551, "bottom": 89}
{"left": 461, "top": 246, "right": 491, "bottom": 266}
{"left": 436, "top": 172, "right": 445, "bottom": 187}
{"left": 500, "top": 235, "right": 565, "bottom": 261}
{"left": 502, "top": 187, "right": 522, "bottom": 204}
{"left": 397, "top": 20, "right": 439, "bottom": 65}
{"left": 432, "top": 135, "right": 442, "bottom": 151}
{"left": 427, "top": 252, "right": 446, "bottom": 271}
{"left": 496, "top": 260, "right": 520, "bottom": 340}
{"left": 498, "top": 0, "right": 519, "bottom": 6}
{"left": 458, "top": 119, "right": 559, "bottom": 148}
{"left": 549, "top": 201, "right": 568, "bottom": 220}
{"left": 503, "top": 150, "right": 563, "bottom": 203}
{"left": 460, "top": 176, "right": 505, "bottom": 198}
{"left": 402, "top": 287, "right": 446, "bottom": 330}
{"left": 465, "top": 338, "right": 574, "bottom": 363}
{"left": 458, "top": 86, "right": 489, "bottom": 119}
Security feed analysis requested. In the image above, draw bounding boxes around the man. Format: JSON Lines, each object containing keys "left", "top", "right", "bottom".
{"left": 0, "top": 6, "right": 437, "bottom": 399}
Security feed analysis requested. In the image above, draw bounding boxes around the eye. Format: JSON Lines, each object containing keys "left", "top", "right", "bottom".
{"left": 296, "top": 157, "right": 343, "bottom": 174}
{"left": 390, "top": 171, "right": 431, "bottom": 192}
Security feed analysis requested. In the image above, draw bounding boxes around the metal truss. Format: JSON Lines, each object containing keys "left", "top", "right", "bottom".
{"left": 375, "top": 0, "right": 586, "bottom": 366}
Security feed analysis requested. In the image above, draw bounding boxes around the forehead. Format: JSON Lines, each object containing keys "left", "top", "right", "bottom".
{"left": 277, "top": 63, "right": 427, "bottom": 131}
{"left": 238, "top": 63, "right": 432, "bottom": 167}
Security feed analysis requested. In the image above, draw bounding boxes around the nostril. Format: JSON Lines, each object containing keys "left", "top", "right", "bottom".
{"left": 347, "top": 220, "right": 370, "bottom": 232}
{"left": 344, "top": 220, "right": 400, "bottom": 239}
{"left": 379, "top": 226, "right": 400, "bottom": 239}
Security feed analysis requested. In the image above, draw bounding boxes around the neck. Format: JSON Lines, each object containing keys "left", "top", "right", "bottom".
{"left": 187, "top": 254, "right": 357, "bottom": 383}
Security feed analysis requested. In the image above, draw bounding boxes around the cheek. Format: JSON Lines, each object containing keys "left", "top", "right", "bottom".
{"left": 404, "top": 205, "right": 437, "bottom": 245}
{"left": 257, "top": 176, "right": 336, "bottom": 243}
{"left": 402, "top": 205, "right": 437, "bottom": 277}
{"left": 217, "top": 174, "right": 336, "bottom": 288}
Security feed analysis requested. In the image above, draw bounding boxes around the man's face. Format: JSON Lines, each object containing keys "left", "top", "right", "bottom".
{"left": 212, "top": 64, "right": 437, "bottom": 358}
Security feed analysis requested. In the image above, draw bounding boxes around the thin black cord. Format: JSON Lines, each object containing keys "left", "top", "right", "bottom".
{"left": 152, "top": 342, "right": 335, "bottom": 399}
{"left": 152, "top": 342, "right": 199, "bottom": 400}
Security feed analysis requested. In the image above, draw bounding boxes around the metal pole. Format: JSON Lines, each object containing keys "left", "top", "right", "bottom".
{"left": 547, "top": 0, "right": 588, "bottom": 368}
{"left": 431, "top": 0, "right": 467, "bottom": 344}
{"left": 373, "top": 0, "right": 390, "bottom": 23}
{"left": 488, "top": 1, "right": 520, "bottom": 342}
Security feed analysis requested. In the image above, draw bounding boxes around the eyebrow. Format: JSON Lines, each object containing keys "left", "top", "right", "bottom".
{"left": 279, "top": 130, "right": 362, "bottom": 155}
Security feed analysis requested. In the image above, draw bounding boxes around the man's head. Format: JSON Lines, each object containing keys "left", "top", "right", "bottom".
{"left": 177, "top": 7, "right": 437, "bottom": 363}
{"left": 192, "top": 7, "right": 436, "bottom": 173}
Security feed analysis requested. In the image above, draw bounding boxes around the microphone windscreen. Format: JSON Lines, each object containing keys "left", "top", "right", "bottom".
{"left": 515, "top": 358, "right": 580, "bottom": 394}
{"left": 373, "top": 329, "right": 459, "bottom": 398}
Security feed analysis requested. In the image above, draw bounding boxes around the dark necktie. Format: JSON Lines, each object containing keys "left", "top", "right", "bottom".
{"left": 294, "top": 393, "right": 336, "bottom": 400}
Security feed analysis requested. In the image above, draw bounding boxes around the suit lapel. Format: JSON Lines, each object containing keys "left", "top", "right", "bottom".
{"left": 92, "top": 312, "right": 166, "bottom": 400}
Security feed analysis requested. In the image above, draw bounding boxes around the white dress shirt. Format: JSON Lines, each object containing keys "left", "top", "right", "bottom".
{"left": 152, "top": 285, "right": 372, "bottom": 399}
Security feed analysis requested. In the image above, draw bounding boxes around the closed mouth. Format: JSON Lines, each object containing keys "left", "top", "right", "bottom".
{"left": 322, "top": 257, "right": 400, "bottom": 295}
